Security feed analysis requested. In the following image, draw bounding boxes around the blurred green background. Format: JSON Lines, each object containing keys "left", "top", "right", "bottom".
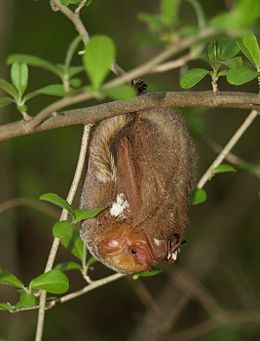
{"left": 0, "top": 1, "right": 260, "bottom": 340}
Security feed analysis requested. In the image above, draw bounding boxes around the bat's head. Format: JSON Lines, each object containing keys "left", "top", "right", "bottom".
{"left": 96, "top": 222, "right": 154, "bottom": 273}
{"left": 95, "top": 221, "right": 183, "bottom": 274}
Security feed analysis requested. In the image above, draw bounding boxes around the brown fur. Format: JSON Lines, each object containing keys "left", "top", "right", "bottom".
{"left": 80, "top": 108, "right": 196, "bottom": 273}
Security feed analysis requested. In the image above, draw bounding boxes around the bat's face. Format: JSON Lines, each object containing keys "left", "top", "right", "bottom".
{"left": 96, "top": 222, "right": 182, "bottom": 274}
{"left": 97, "top": 222, "right": 153, "bottom": 273}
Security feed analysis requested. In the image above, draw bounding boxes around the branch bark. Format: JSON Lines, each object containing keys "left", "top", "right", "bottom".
{"left": 1, "top": 91, "right": 260, "bottom": 142}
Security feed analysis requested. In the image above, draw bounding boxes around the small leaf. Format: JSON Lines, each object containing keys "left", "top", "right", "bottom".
{"left": 226, "top": 66, "right": 259, "bottom": 85}
{"left": 0, "top": 302, "right": 13, "bottom": 311}
{"left": 15, "top": 293, "right": 37, "bottom": 309}
{"left": 7, "top": 54, "right": 63, "bottom": 78}
{"left": 192, "top": 188, "right": 207, "bottom": 205}
{"left": 53, "top": 221, "right": 84, "bottom": 260}
{"left": 180, "top": 68, "right": 209, "bottom": 89}
{"left": 65, "top": 36, "right": 82, "bottom": 71}
{"left": 0, "top": 97, "right": 14, "bottom": 109}
{"left": 0, "top": 79, "right": 18, "bottom": 98}
{"left": 212, "top": 163, "right": 236, "bottom": 176}
{"left": 208, "top": 36, "right": 240, "bottom": 63}
{"left": 70, "top": 77, "right": 82, "bottom": 88}
{"left": 53, "top": 221, "right": 74, "bottom": 239}
{"left": 29, "top": 270, "right": 69, "bottom": 294}
{"left": 0, "top": 268, "right": 24, "bottom": 289}
{"left": 103, "top": 85, "right": 135, "bottom": 101}
{"left": 35, "top": 85, "right": 65, "bottom": 97}
{"left": 40, "top": 193, "right": 75, "bottom": 220}
{"left": 10, "top": 63, "right": 28, "bottom": 95}
{"left": 83, "top": 35, "right": 116, "bottom": 88}
{"left": 54, "top": 262, "right": 81, "bottom": 272}
{"left": 86, "top": 256, "right": 97, "bottom": 268}
{"left": 74, "top": 208, "right": 103, "bottom": 223}
{"left": 160, "top": 0, "right": 180, "bottom": 27}
{"left": 68, "top": 66, "right": 85, "bottom": 77}
{"left": 132, "top": 268, "right": 162, "bottom": 280}
{"left": 237, "top": 31, "right": 260, "bottom": 68}
{"left": 222, "top": 56, "right": 243, "bottom": 68}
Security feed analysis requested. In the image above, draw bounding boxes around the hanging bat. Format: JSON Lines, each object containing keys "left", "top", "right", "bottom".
{"left": 80, "top": 94, "right": 196, "bottom": 274}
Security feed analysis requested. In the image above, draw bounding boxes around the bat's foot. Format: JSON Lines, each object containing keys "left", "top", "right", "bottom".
{"left": 131, "top": 79, "right": 148, "bottom": 96}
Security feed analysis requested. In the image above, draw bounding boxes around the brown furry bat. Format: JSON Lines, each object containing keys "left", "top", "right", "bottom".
{"left": 80, "top": 105, "right": 196, "bottom": 274}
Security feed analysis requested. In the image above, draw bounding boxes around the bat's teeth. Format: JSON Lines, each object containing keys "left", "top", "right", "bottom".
{"left": 167, "top": 252, "right": 171, "bottom": 260}
{"left": 171, "top": 250, "right": 178, "bottom": 261}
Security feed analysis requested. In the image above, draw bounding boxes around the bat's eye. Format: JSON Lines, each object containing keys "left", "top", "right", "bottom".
{"left": 130, "top": 247, "right": 137, "bottom": 255}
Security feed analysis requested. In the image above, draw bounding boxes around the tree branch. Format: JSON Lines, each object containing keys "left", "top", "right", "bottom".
{"left": 1, "top": 91, "right": 260, "bottom": 142}
{"left": 197, "top": 109, "right": 259, "bottom": 188}
{"left": 35, "top": 125, "right": 92, "bottom": 341}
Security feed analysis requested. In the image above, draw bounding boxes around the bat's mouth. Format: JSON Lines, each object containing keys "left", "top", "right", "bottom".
{"left": 146, "top": 235, "right": 186, "bottom": 265}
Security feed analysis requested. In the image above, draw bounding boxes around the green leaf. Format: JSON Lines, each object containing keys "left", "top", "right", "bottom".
{"left": 212, "top": 163, "right": 236, "bottom": 176}
{"left": 237, "top": 31, "right": 260, "bottom": 69}
{"left": 65, "top": 36, "right": 82, "bottom": 72}
{"left": 222, "top": 57, "right": 243, "bottom": 69}
{"left": 25, "top": 85, "right": 66, "bottom": 102}
{"left": 192, "top": 188, "right": 207, "bottom": 205}
{"left": 11, "top": 63, "right": 28, "bottom": 95}
{"left": 86, "top": 256, "right": 97, "bottom": 268}
{"left": 132, "top": 268, "right": 162, "bottom": 280}
{"left": 70, "top": 77, "right": 82, "bottom": 88}
{"left": 7, "top": 54, "right": 63, "bottom": 78}
{"left": 208, "top": 36, "right": 240, "bottom": 63}
{"left": 0, "top": 268, "right": 24, "bottom": 289}
{"left": 29, "top": 270, "right": 69, "bottom": 294}
{"left": 0, "top": 79, "right": 18, "bottom": 98}
{"left": 39, "top": 193, "right": 75, "bottom": 220}
{"left": 53, "top": 221, "right": 84, "bottom": 260}
{"left": 211, "top": 0, "right": 260, "bottom": 31}
{"left": 138, "top": 13, "right": 164, "bottom": 31}
{"left": 0, "top": 302, "right": 13, "bottom": 311}
{"left": 83, "top": 35, "right": 116, "bottom": 88}
{"left": 54, "top": 262, "right": 81, "bottom": 272}
{"left": 180, "top": 68, "right": 209, "bottom": 89}
{"left": 61, "top": 0, "right": 81, "bottom": 5}
{"left": 226, "top": 66, "right": 259, "bottom": 85}
{"left": 74, "top": 208, "right": 103, "bottom": 223}
{"left": 68, "top": 66, "right": 85, "bottom": 77}
{"left": 0, "top": 97, "right": 14, "bottom": 109}
{"left": 103, "top": 85, "right": 136, "bottom": 101}
{"left": 160, "top": 0, "right": 180, "bottom": 27}
{"left": 15, "top": 293, "right": 37, "bottom": 309}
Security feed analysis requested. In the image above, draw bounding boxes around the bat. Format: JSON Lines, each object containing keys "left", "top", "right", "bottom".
{"left": 80, "top": 95, "right": 196, "bottom": 274}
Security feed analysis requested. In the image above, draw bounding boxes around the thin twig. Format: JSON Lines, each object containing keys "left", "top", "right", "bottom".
{"left": 50, "top": 0, "right": 126, "bottom": 78}
{"left": 197, "top": 109, "right": 259, "bottom": 188}
{"left": 27, "top": 26, "right": 214, "bottom": 128}
{"left": 202, "top": 134, "right": 260, "bottom": 178}
{"left": 0, "top": 198, "right": 59, "bottom": 219}
{"left": 35, "top": 124, "right": 92, "bottom": 341}
{"left": 13, "top": 273, "right": 125, "bottom": 313}
{"left": 151, "top": 53, "right": 196, "bottom": 73}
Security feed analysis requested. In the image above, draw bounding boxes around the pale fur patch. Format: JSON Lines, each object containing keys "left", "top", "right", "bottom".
{"left": 90, "top": 115, "right": 131, "bottom": 183}
{"left": 154, "top": 238, "right": 163, "bottom": 246}
{"left": 110, "top": 193, "right": 129, "bottom": 218}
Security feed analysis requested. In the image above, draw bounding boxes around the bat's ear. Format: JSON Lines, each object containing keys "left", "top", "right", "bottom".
{"left": 117, "top": 136, "right": 141, "bottom": 212}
